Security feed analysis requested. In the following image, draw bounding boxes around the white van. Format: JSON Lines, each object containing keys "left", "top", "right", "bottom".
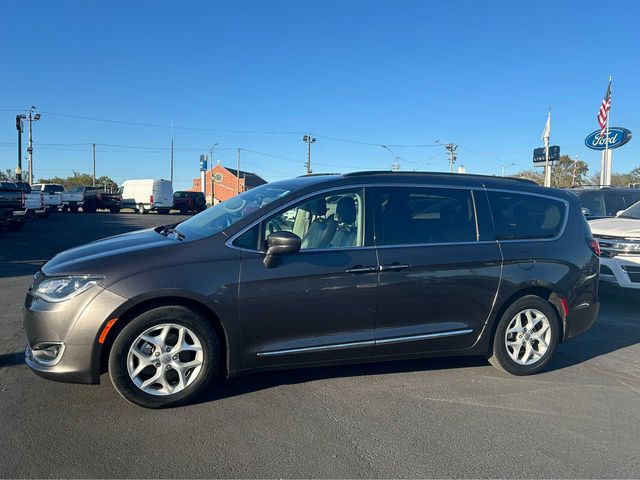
{"left": 118, "top": 179, "right": 173, "bottom": 214}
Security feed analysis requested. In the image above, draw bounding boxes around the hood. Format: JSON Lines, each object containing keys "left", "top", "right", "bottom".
{"left": 42, "top": 227, "right": 178, "bottom": 276}
{"left": 589, "top": 217, "right": 640, "bottom": 238}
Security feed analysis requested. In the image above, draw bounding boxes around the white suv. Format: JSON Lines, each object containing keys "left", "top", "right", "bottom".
{"left": 590, "top": 201, "right": 640, "bottom": 289}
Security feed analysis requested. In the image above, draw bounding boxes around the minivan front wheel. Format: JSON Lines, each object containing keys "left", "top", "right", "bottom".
{"left": 489, "top": 295, "right": 559, "bottom": 375}
{"left": 108, "top": 306, "right": 219, "bottom": 408}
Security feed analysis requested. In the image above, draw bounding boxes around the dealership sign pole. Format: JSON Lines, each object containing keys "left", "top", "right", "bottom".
{"left": 584, "top": 126, "right": 632, "bottom": 186}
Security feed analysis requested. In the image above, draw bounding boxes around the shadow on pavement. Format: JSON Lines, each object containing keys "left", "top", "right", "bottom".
{"left": 194, "top": 354, "right": 490, "bottom": 406}
{"left": 0, "top": 352, "right": 24, "bottom": 368}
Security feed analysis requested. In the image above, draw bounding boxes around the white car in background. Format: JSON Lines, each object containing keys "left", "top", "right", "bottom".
{"left": 590, "top": 201, "right": 640, "bottom": 289}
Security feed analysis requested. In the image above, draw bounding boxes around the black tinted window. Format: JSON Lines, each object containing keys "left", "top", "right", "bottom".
{"left": 375, "top": 187, "right": 476, "bottom": 245}
{"left": 604, "top": 194, "right": 626, "bottom": 216}
{"left": 580, "top": 193, "right": 605, "bottom": 217}
{"left": 487, "top": 191, "right": 566, "bottom": 239}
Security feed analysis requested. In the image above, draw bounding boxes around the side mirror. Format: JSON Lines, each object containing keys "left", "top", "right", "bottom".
{"left": 616, "top": 210, "right": 625, "bottom": 217}
{"left": 263, "top": 231, "right": 301, "bottom": 268}
{"left": 581, "top": 207, "right": 591, "bottom": 217}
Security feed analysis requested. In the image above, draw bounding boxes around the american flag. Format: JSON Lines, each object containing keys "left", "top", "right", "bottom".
{"left": 597, "top": 80, "right": 612, "bottom": 134}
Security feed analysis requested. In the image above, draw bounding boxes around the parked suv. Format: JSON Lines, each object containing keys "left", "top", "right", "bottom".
{"left": 566, "top": 187, "right": 640, "bottom": 219}
{"left": 23, "top": 172, "right": 600, "bottom": 408}
{"left": 589, "top": 200, "right": 640, "bottom": 289}
{"left": 173, "top": 191, "right": 206, "bottom": 214}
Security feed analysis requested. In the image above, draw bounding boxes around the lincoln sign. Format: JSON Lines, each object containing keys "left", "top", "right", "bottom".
{"left": 584, "top": 127, "right": 632, "bottom": 150}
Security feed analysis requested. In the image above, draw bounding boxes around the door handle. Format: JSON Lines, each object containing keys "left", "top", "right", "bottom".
{"left": 379, "top": 263, "right": 411, "bottom": 272}
{"left": 345, "top": 265, "right": 378, "bottom": 274}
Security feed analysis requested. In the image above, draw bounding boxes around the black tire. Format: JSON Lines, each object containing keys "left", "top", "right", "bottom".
{"left": 138, "top": 204, "right": 146, "bottom": 214}
{"left": 179, "top": 208, "right": 187, "bottom": 215}
{"left": 157, "top": 209, "right": 170, "bottom": 215}
{"left": 61, "top": 204, "right": 69, "bottom": 213}
{"left": 488, "top": 295, "right": 560, "bottom": 375}
{"left": 108, "top": 305, "right": 220, "bottom": 408}
{"left": 83, "top": 202, "right": 96, "bottom": 213}
{"left": 69, "top": 205, "right": 78, "bottom": 213}
{"left": 110, "top": 207, "right": 120, "bottom": 214}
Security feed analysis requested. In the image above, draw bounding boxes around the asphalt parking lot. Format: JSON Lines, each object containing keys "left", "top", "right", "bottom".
{"left": 1, "top": 212, "right": 639, "bottom": 478}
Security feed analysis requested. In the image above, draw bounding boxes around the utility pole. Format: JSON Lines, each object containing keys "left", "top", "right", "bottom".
{"left": 92, "top": 143, "right": 96, "bottom": 186}
{"left": 170, "top": 138, "right": 174, "bottom": 185}
{"left": 303, "top": 134, "right": 316, "bottom": 175}
{"left": 445, "top": 144, "right": 458, "bottom": 173}
{"left": 26, "top": 106, "right": 41, "bottom": 185}
{"left": 236, "top": 148, "right": 241, "bottom": 194}
{"left": 500, "top": 163, "right": 515, "bottom": 177}
{"left": 15, "top": 114, "right": 26, "bottom": 181}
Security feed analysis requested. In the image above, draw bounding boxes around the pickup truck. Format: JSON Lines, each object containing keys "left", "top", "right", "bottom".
{"left": 13, "top": 182, "right": 47, "bottom": 217}
{"left": 0, "top": 182, "right": 27, "bottom": 230}
{"left": 30, "top": 184, "right": 64, "bottom": 212}
{"left": 72, "top": 186, "right": 122, "bottom": 213}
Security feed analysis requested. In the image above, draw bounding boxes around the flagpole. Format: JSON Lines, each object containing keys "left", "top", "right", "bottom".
{"left": 604, "top": 75, "right": 612, "bottom": 186}
{"left": 544, "top": 108, "right": 551, "bottom": 188}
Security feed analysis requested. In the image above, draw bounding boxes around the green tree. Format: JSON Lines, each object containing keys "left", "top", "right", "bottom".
{"left": 551, "top": 155, "right": 589, "bottom": 187}
{"left": 513, "top": 170, "right": 544, "bottom": 185}
{"left": 36, "top": 173, "right": 118, "bottom": 191}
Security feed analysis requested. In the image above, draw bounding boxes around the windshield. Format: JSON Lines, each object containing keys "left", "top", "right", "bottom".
{"left": 175, "top": 180, "right": 299, "bottom": 240}
{"left": 619, "top": 201, "right": 640, "bottom": 220}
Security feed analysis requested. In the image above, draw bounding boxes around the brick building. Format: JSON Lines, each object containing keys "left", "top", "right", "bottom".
{"left": 191, "top": 164, "right": 267, "bottom": 204}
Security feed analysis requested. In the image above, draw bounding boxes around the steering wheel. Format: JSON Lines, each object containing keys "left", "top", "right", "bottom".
{"left": 224, "top": 199, "right": 246, "bottom": 213}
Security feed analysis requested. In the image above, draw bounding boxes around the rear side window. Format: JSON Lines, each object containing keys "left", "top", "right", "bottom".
{"left": 487, "top": 191, "right": 566, "bottom": 240}
{"left": 580, "top": 193, "right": 605, "bottom": 217}
{"left": 375, "top": 187, "right": 476, "bottom": 245}
{"left": 604, "top": 194, "right": 627, "bottom": 216}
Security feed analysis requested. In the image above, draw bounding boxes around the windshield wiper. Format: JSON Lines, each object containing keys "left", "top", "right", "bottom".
{"left": 157, "top": 225, "right": 185, "bottom": 240}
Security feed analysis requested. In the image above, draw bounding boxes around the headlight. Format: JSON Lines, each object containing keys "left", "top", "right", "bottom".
{"left": 32, "top": 275, "right": 104, "bottom": 303}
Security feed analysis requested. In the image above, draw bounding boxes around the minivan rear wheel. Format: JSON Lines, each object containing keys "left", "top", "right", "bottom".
{"left": 488, "top": 295, "right": 560, "bottom": 375}
{"left": 108, "top": 305, "right": 220, "bottom": 408}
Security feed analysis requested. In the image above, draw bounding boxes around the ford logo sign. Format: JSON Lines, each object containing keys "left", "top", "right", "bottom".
{"left": 585, "top": 127, "right": 632, "bottom": 150}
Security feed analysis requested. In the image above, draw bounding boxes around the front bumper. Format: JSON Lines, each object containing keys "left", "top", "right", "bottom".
{"left": 23, "top": 284, "right": 128, "bottom": 384}
{"left": 599, "top": 255, "right": 640, "bottom": 290}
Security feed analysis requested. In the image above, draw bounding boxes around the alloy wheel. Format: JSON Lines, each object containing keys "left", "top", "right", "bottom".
{"left": 504, "top": 308, "right": 551, "bottom": 366}
{"left": 126, "top": 323, "right": 204, "bottom": 396}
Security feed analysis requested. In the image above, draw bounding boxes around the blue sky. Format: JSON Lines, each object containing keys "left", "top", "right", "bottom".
{"left": 1, "top": 0, "right": 638, "bottom": 190}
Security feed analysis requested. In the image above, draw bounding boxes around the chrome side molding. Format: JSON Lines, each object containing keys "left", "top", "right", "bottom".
{"left": 256, "top": 328, "right": 473, "bottom": 357}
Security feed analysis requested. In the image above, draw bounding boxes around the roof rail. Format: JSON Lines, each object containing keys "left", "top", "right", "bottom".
{"left": 341, "top": 170, "right": 537, "bottom": 185}
{"left": 296, "top": 173, "right": 341, "bottom": 178}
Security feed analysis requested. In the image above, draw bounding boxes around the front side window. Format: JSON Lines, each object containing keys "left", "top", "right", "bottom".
{"left": 258, "top": 188, "right": 365, "bottom": 250}
{"left": 375, "top": 187, "right": 476, "bottom": 245}
{"left": 487, "top": 191, "right": 566, "bottom": 240}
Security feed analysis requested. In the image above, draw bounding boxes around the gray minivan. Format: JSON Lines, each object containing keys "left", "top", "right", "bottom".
{"left": 24, "top": 172, "right": 600, "bottom": 408}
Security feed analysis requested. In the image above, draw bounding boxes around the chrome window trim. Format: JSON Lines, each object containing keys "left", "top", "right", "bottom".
{"left": 226, "top": 182, "right": 571, "bottom": 252}
{"left": 256, "top": 328, "right": 473, "bottom": 357}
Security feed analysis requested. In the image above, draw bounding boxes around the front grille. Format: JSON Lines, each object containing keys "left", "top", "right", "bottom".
{"left": 595, "top": 235, "right": 640, "bottom": 258}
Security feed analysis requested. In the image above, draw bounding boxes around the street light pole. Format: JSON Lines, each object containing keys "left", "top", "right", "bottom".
{"left": 500, "top": 163, "right": 515, "bottom": 177}
{"left": 381, "top": 145, "right": 400, "bottom": 171}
